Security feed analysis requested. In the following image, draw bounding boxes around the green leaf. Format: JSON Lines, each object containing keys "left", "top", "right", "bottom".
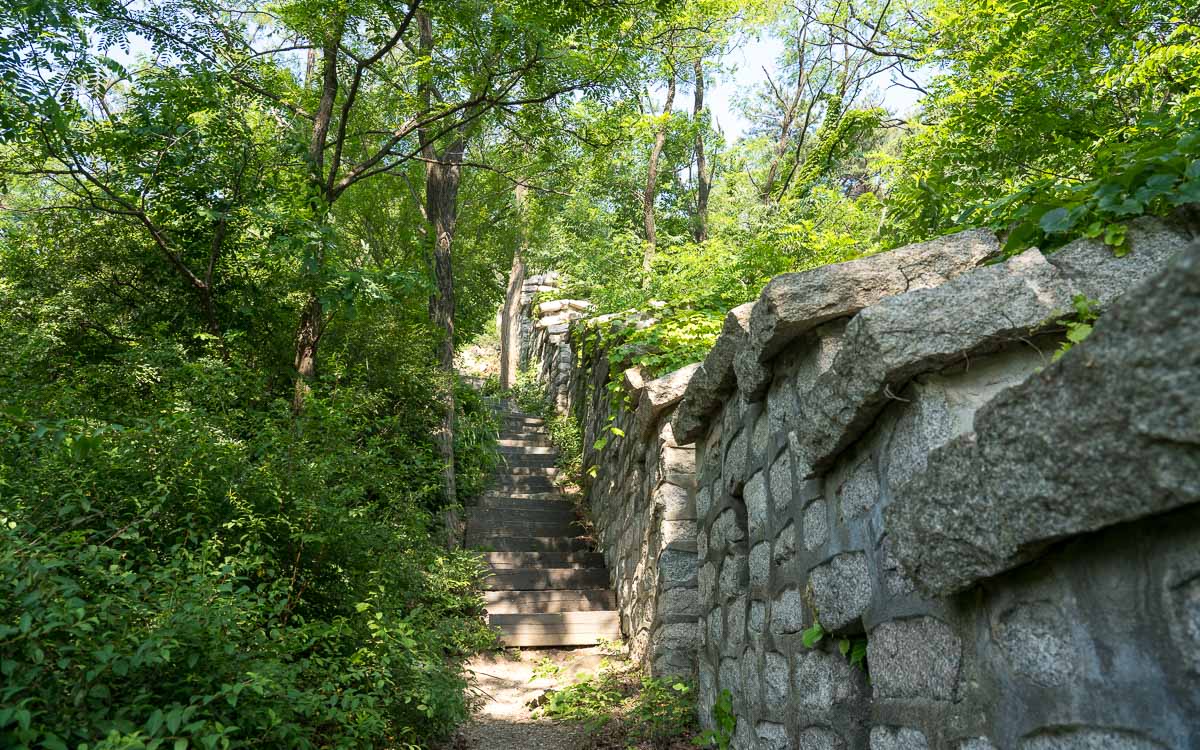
{"left": 802, "top": 622, "right": 824, "bottom": 648}
{"left": 1037, "top": 207, "right": 1072, "bottom": 234}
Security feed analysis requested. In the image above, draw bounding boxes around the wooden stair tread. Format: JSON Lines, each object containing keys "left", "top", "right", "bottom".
{"left": 484, "top": 567, "right": 610, "bottom": 590}
{"left": 471, "top": 408, "right": 620, "bottom": 647}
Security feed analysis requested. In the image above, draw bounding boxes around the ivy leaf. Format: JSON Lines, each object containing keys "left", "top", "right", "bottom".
{"left": 1037, "top": 207, "right": 1072, "bottom": 234}
{"left": 801, "top": 622, "right": 824, "bottom": 648}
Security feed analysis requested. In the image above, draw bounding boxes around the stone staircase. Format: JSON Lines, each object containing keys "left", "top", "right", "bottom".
{"left": 467, "top": 407, "right": 620, "bottom": 647}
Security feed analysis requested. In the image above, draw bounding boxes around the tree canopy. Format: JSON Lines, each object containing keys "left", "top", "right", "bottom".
{"left": 1, "top": 0, "right": 1196, "bottom": 744}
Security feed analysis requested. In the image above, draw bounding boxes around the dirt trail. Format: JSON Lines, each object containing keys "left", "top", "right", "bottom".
{"left": 456, "top": 646, "right": 608, "bottom": 750}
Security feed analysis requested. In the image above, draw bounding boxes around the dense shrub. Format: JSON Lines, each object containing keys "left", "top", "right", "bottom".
{"left": 0, "top": 311, "right": 497, "bottom": 748}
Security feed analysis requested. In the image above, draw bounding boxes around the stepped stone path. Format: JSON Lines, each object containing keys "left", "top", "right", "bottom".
{"left": 467, "top": 407, "right": 620, "bottom": 647}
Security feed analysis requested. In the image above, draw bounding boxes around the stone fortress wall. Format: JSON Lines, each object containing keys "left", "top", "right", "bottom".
{"left": 517, "top": 273, "right": 701, "bottom": 677}
{"left": 517, "top": 211, "right": 1200, "bottom": 749}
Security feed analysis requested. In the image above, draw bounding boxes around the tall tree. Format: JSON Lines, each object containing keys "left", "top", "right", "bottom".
{"left": 643, "top": 68, "right": 677, "bottom": 285}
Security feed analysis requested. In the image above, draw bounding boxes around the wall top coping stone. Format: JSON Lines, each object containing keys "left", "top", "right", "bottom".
{"left": 673, "top": 213, "right": 1196, "bottom": 448}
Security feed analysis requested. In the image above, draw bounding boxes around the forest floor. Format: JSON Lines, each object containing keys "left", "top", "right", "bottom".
{"left": 452, "top": 646, "right": 607, "bottom": 750}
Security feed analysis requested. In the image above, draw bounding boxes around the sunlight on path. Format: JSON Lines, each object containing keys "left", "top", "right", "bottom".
{"left": 456, "top": 646, "right": 609, "bottom": 749}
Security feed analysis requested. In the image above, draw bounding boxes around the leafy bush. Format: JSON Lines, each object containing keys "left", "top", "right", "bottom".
{"left": 534, "top": 659, "right": 697, "bottom": 748}
{"left": 0, "top": 294, "right": 497, "bottom": 749}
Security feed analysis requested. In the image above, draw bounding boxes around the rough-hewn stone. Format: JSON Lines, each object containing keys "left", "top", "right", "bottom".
{"left": 672, "top": 303, "right": 755, "bottom": 444}
{"left": 748, "top": 229, "right": 998, "bottom": 366}
{"left": 868, "top": 617, "right": 961, "bottom": 701}
{"left": 808, "top": 552, "right": 871, "bottom": 631}
{"left": 889, "top": 241, "right": 1200, "bottom": 595}
{"left": 791, "top": 248, "right": 1075, "bottom": 476}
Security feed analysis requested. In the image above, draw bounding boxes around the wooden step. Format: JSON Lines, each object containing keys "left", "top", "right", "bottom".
{"left": 488, "top": 611, "right": 620, "bottom": 647}
{"left": 467, "top": 535, "right": 592, "bottom": 553}
{"left": 482, "top": 551, "right": 604, "bottom": 569}
{"left": 477, "top": 496, "right": 573, "bottom": 511}
{"left": 467, "top": 506, "right": 578, "bottom": 524}
{"left": 498, "top": 437, "right": 553, "bottom": 448}
{"left": 468, "top": 520, "right": 583, "bottom": 538}
{"left": 480, "top": 491, "right": 563, "bottom": 502}
{"left": 499, "top": 446, "right": 557, "bottom": 456}
{"left": 500, "top": 466, "right": 558, "bottom": 476}
{"left": 484, "top": 588, "right": 617, "bottom": 613}
{"left": 484, "top": 567, "right": 610, "bottom": 591}
{"left": 489, "top": 478, "right": 557, "bottom": 493}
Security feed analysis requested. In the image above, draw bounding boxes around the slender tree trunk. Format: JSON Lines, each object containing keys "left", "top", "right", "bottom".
{"left": 425, "top": 146, "right": 463, "bottom": 507}
{"left": 292, "top": 295, "right": 322, "bottom": 410}
{"left": 500, "top": 180, "right": 528, "bottom": 389}
{"left": 692, "top": 58, "right": 710, "bottom": 243}
{"left": 292, "top": 32, "right": 341, "bottom": 412}
{"left": 642, "top": 74, "right": 675, "bottom": 287}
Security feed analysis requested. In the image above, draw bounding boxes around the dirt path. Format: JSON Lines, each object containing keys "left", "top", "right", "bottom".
{"left": 456, "top": 646, "right": 609, "bottom": 750}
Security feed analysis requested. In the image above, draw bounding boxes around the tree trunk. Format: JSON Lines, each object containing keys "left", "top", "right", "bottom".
{"left": 500, "top": 182, "right": 528, "bottom": 389}
{"left": 692, "top": 58, "right": 710, "bottom": 243}
{"left": 292, "top": 30, "right": 341, "bottom": 412}
{"left": 642, "top": 74, "right": 675, "bottom": 287}
{"left": 292, "top": 295, "right": 322, "bottom": 411}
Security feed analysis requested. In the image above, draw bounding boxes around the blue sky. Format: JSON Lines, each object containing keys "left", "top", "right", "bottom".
{"left": 706, "top": 34, "right": 927, "bottom": 142}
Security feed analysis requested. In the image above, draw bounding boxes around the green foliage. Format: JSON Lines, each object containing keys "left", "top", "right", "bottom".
{"left": 535, "top": 661, "right": 697, "bottom": 747}
{"left": 882, "top": 0, "right": 1200, "bottom": 246}
{"left": 838, "top": 637, "right": 869, "bottom": 672}
{"left": 1052, "top": 295, "right": 1101, "bottom": 363}
{"left": 693, "top": 689, "right": 735, "bottom": 750}
{"left": 801, "top": 621, "right": 826, "bottom": 649}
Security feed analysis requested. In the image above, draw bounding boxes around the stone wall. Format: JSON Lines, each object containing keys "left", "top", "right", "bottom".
{"left": 669, "top": 213, "right": 1200, "bottom": 749}
{"left": 518, "top": 213, "right": 1200, "bottom": 746}
{"left": 519, "top": 277, "right": 701, "bottom": 677}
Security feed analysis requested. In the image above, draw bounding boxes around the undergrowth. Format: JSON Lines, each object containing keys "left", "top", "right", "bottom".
{"left": 533, "top": 658, "right": 698, "bottom": 749}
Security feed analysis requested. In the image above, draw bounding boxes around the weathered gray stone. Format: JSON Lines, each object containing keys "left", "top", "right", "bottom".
{"left": 869, "top": 617, "right": 960, "bottom": 701}
{"left": 699, "top": 562, "right": 717, "bottom": 601}
{"left": 793, "top": 649, "right": 859, "bottom": 711}
{"left": 774, "top": 521, "right": 796, "bottom": 566}
{"left": 771, "top": 587, "right": 805, "bottom": 635}
{"left": 655, "top": 482, "right": 693, "bottom": 521}
{"left": 727, "top": 595, "right": 748, "bottom": 650}
{"left": 636, "top": 363, "right": 701, "bottom": 438}
{"left": 798, "top": 727, "right": 846, "bottom": 750}
{"left": 836, "top": 457, "right": 878, "bottom": 521}
{"left": 803, "top": 500, "right": 829, "bottom": 551}
{"left": 660, "top": 548, "right": 697, "bottom": 589}
{"left": 1045, "top": 215, "right": 1193, "bottom": 308}
{"left": 697, "top": 484, "right": 714, "bottom": 520}
{"left": 870, "top": 726, "right": 930, "bottom": 750}
{"left": 1018, "top": 728, "right": 1166, "bottom": 750}
{"left": 747, "top": 228, "right": 998, "bottom": 365}
{"left": 957, "top": 739, "right": 998, "bottom": 750}
{"left": 770, "top": 451, "right": 793, "bottom": 513}
{"left": 749, "top": 599, "right": 766, "bottom": 634}
{"left": 889, "top": 241, "right": 1200, "bottom": 595}
{"left": 758, "top": 721, "right": 795, "bottom": 750}
{"left": 750, "top": 542, "right": 770, "bottom": 588}
{"left": 992, "top": 600, "right": 1075, "bottom": 687}
{"left": 746, "top": 471, "right": 768, "bottom": 539}
{"left": 720, "top": 552, "right": 745, "bottom": 601}
{"left": 763, "top": 651, "right": 790, "bottom": 713}
{"left": 673, "top": 302, "right": 755, "bottom": 444}
{"left": 791, "top": 249, "right": 1075, "bottom": 476}
{"left": 724, "top": 429, "right": 748, "bottom": 493}
{"left": 809, "top": 552, "right": 872, "bottom": 631}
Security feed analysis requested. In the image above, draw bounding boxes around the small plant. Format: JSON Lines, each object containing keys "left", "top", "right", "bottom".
{"left": 1052, "top": 295, "right": 1100, "bottom": 362}
{"left": 530, "top": 657, "right": 564, "bottom": 681}
{"left": 838, "top": 637, "right": 868, "bottom": 671}
{"left": 595, "top": 635, "right": 626, "bottom": 657}
{"left": 804, "top": 619, "right": 868, "bottom": 672}
{"left": 802, "top": 621, "right": 825, "bottom": 648}
{"left": 694, "top": 689, "right": 736, "bottom": 749}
